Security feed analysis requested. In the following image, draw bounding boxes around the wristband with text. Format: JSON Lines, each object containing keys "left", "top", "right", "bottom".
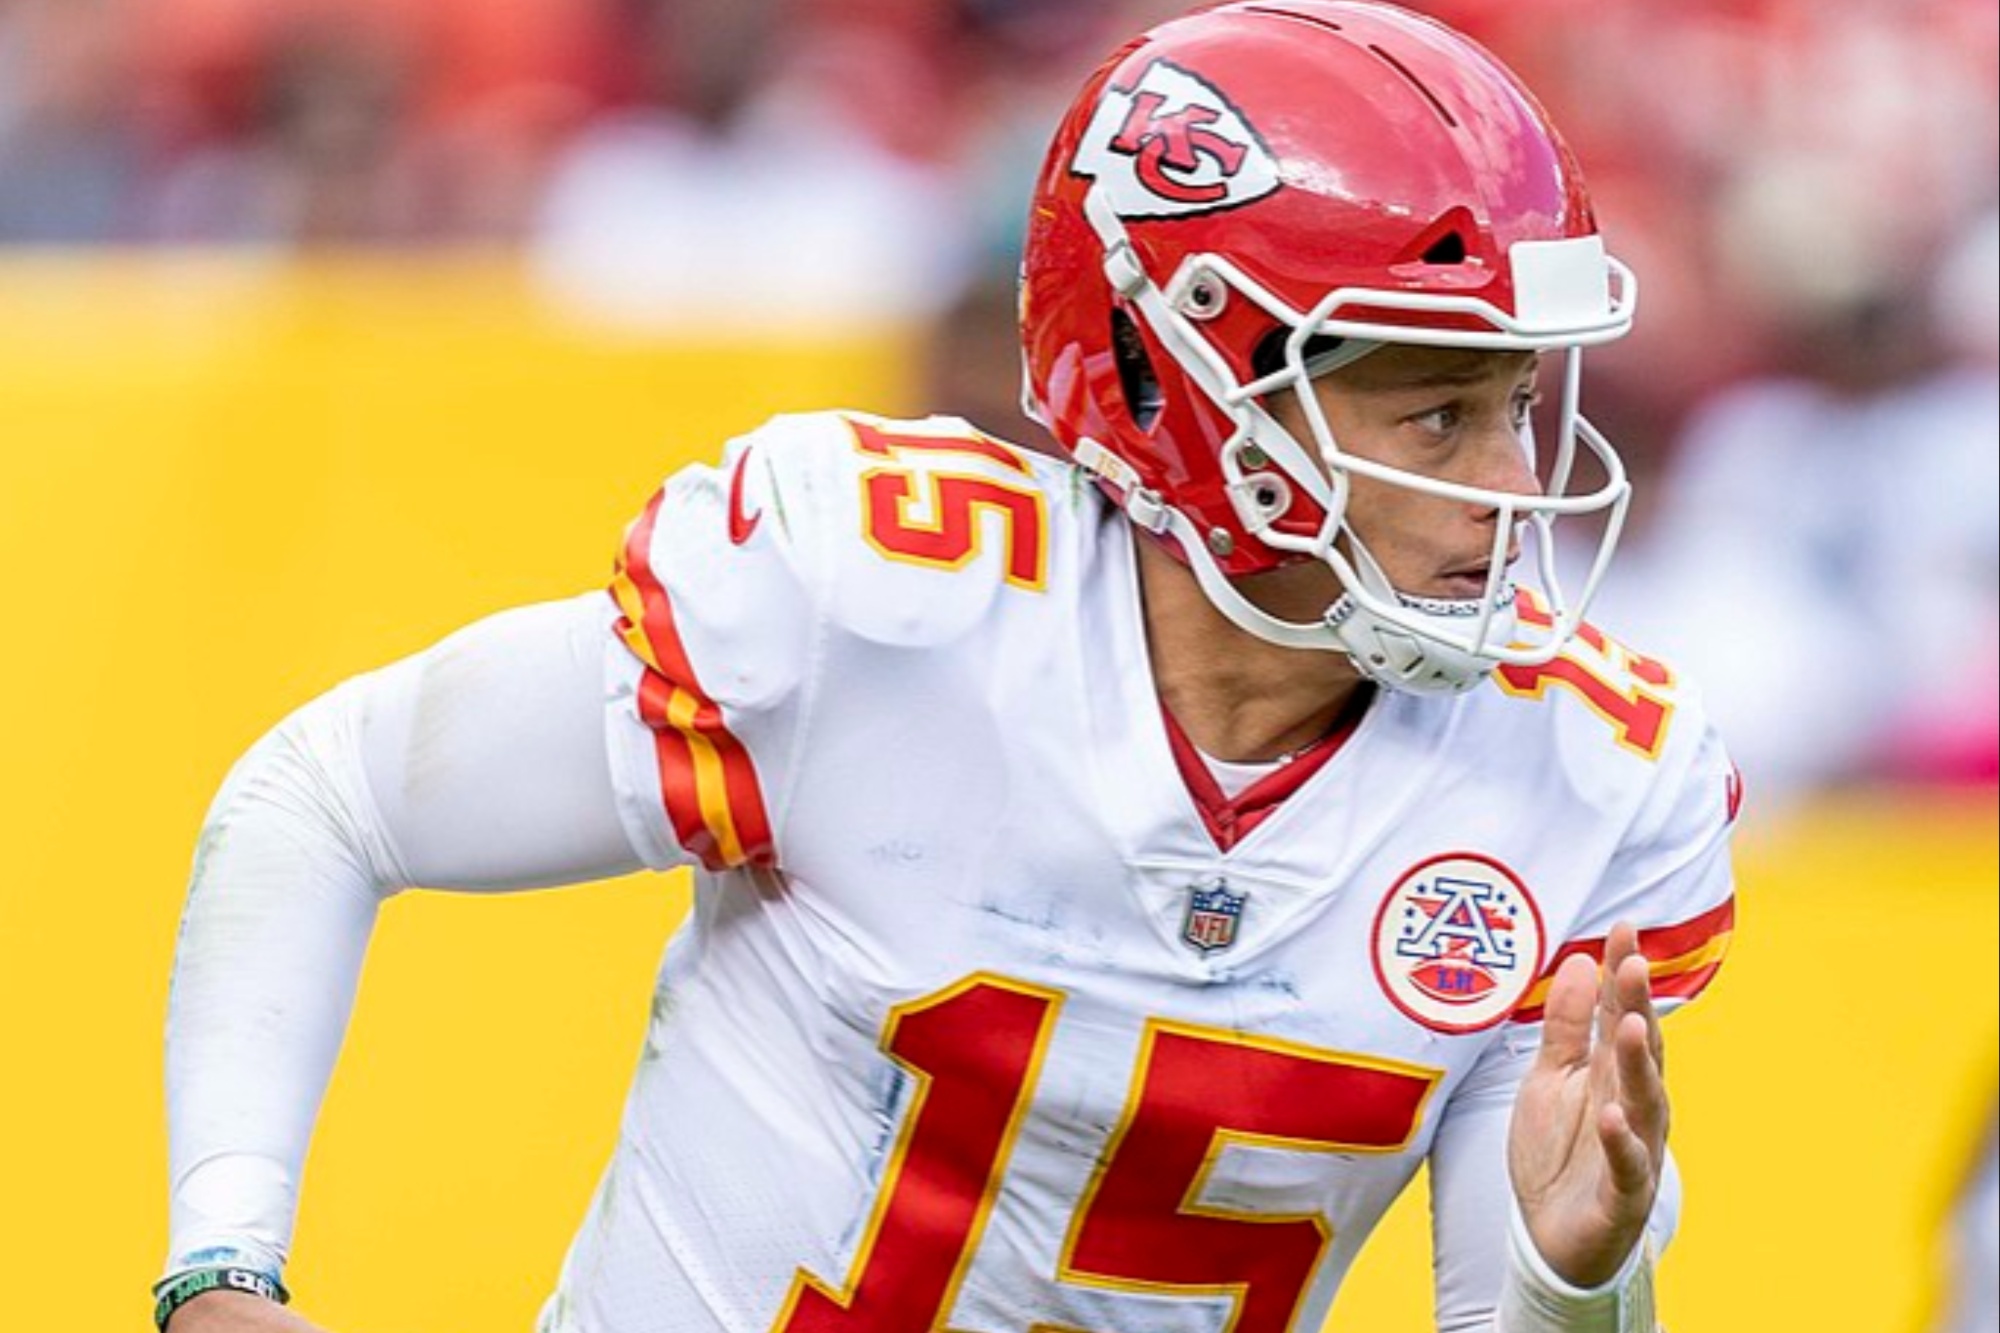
{"left": 153, "top": 1267, "right": 291, "bottom": 1332}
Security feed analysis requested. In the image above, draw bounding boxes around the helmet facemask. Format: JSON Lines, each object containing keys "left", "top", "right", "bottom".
{"left": 1075, "top": 189, "right": 1637, "bottom": 694}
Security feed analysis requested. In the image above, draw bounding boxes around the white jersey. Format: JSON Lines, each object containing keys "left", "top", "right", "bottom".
{"left": 547, "top": 410, "right": 1738, "bottom": 1333}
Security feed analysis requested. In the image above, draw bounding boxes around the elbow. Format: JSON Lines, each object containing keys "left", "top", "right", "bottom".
{"left": 189, "top": 684, "right": 412, "bottom": 908}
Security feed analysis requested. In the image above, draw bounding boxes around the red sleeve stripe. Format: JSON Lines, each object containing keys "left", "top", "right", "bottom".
{"left": 1509, "top": 897, "right": 1735, "bottom": 1023}
{"left": 609, "top": 491, "right": 775, "bottom": 872}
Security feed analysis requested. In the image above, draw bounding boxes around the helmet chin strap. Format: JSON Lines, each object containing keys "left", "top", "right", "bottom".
{"left": 1111, "top": 473, "right": 1514, "bottom": 694}
{"left": 1322, "top": 536, "right": 1520, "bottom": 695}
{"left": 1159, "top": 502, "right": 1346, "bottom": 652}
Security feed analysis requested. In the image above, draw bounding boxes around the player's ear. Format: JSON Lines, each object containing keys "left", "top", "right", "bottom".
{"left": 1111, "top": 307, "right": 1164, "bottom": 430}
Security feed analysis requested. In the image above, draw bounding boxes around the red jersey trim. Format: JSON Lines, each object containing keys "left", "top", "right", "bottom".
{"left": 1509, "top": 896, "right": 1735, "bottom": 1023}
{"left": 1160, "top": 688, "right": 1373, "bottom": 854}
{"left": 609, "top": 489, "right": 776, "bottom": 872}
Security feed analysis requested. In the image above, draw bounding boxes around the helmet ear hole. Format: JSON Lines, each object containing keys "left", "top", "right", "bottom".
{"left": 1421, "top": 232, "right": 1467, "bottom": 265}
{"left": 1111, "top": 308, "right": 1165, "bottom": 430}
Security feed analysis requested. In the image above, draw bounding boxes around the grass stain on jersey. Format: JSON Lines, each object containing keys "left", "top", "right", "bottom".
{"left": 842, "top": 1063, "right": 913, "bottom": 1251}
{"left": 643, "top": 977, "right": 680, "bottom": 1063}
{"left": 975, "top": 892, "right": 1065, "bottom": 933}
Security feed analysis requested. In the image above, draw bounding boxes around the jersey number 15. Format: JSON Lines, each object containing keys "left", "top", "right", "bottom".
{"left": 773, "top": 974, "right": 1441, "bottom": 1333}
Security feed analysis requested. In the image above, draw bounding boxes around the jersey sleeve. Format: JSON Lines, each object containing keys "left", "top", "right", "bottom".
{"left": 603, "top": 409, "right": 1070, "bottom": 873}
{"left": 604, "top": 424, "right": 821, "bottom": 873}
{"left": 1511, "top": 710, "right": 1741, "bottom": 1026}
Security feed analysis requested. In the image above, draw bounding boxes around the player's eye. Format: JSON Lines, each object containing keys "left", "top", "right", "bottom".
{"left": 1510, "top": 388, "right": 1543, "bottom": 429}
{"left": 1408, "top": 403, "right": 1460, "bottom": 437}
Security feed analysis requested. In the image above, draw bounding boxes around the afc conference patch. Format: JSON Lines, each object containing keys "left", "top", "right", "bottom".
{"left": 1370, "top": 853, "right": 1545, "bottom": 1033}
{"left": 1181, "top": 877, "right": 1246, "bottom": 954}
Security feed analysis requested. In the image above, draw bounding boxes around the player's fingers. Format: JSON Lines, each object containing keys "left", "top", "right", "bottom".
{"left": 1537, "top": 952, "right": 1599, "bottom": 1071}
{"left": 1597, "top": 922, "right": 1643, "bottom": 1042}
{"left": 1597, "top": 1099, "right": 1657, "bottom": 1201}
{"left": 1614, "top": 1009, "right": 1670, "bottom": 1156}
{"left": 1614, "top": 949, "right": 1665, "bottom": 1074}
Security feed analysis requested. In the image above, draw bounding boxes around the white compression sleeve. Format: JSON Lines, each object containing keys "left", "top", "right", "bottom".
{"left": 1495, "top": 1202, "right": 1660, "bottom": 1333}
{"left": 162, "top": 593, "right": 646, "bottom": 1281}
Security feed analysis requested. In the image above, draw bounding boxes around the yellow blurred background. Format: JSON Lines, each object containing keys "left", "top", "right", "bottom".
{"left": 0, "top": 256, "right": 1992, "bottom": 1332}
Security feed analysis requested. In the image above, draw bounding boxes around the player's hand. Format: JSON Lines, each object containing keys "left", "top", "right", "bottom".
{"left": 1507, "top": 921, "right": 1668, "bottom": 1289}
{"left": 164, "top": 1290, "right": 334, "bottom": 1333}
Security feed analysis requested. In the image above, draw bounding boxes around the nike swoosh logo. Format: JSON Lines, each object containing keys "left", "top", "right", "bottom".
{"left": 727, "top": 452, "right": 762, "bottom": 545}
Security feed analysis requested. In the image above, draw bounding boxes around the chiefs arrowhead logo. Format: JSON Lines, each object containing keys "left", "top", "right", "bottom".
{"left": 1074, "top": 59, "right": 1278, "bottom": 218}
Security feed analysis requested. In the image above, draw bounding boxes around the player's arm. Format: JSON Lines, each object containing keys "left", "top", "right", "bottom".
{"left": 1432, "top": 711, "right": 1736, "bottom": 1332}
{"left": 159, "top": 593, "right": 646, "bottom": 1330}
{"left": 162, "top": 424, "right": 824, "bottom": 1327}
{"left": 1499, "top": 922, "right": 1671, "bottom": 1331}
{"left": 1428, "top": 954, "right": 1681, "bottom": 1333}
{"left": 160, "top": 1290, "right": 328, "bottom": 1333}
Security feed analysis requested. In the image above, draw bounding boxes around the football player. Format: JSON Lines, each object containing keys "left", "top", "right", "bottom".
{"left": 158, "top": 4, "right": 1737, "bottom": 1331}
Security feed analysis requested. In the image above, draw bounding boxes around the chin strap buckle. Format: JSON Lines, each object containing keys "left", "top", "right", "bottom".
{"left": 1073, "top": 437, "right": 1169, "bottom": 533}
{"left": 1102, "top": 238, "right": 1148, "bottom": 298}
{"left": 1124, "top": 487, "right": 1169, "bottom": 533}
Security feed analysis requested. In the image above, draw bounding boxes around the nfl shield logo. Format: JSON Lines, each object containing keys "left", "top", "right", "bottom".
{"left": 1181, "top": 879, "right": 1247, "bottom": 954}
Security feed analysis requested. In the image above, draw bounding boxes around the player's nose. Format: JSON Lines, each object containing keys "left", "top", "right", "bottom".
{"left": 1468, "top": 420, "right": 1543, "bottom": 510}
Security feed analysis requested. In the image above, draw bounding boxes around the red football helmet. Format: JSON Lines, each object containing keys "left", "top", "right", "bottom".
{"left": 1020, "top": 0, "right": 1636, "bottom": 692}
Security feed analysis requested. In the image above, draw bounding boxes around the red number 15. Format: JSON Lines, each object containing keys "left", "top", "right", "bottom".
{"left": 850, "top": 420, "right": 1049, "bottom": 591}
{"left": 773, "top": 976, "right": 1441, "bottom": 1333}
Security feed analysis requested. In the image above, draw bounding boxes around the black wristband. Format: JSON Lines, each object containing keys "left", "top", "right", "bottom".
{"left": 153, "top": 1267, "right": 291, "bottom": 1331}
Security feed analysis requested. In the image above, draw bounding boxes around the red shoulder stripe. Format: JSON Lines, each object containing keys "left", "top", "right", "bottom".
{"left": 1509, "top": 896, "right": 1735, "bottom": 1023}
{"left": 610, "top": 488, "right": 775, "bottom": 871}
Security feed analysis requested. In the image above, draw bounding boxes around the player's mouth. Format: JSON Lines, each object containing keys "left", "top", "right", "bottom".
{"left": 1433, "top": 531, "right": 1525, "bottom": 598}
{"left": 1435, "top": 560, "right": 1503, "bottom": 601}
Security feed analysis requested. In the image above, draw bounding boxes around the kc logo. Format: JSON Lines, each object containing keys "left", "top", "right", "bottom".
{"left": 1110, "top": 93, "right": 1247, "bottom": 205}
{"left": 1074, "top": 60, "right": 1279, "bottom": 218}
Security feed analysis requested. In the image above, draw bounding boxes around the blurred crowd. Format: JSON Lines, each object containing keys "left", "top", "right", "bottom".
{"left": 0, "top": 0, "right": 1151, "bottom": 313}
{"left": 2, "top": 0, "right": 1995, "bottom": 800}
